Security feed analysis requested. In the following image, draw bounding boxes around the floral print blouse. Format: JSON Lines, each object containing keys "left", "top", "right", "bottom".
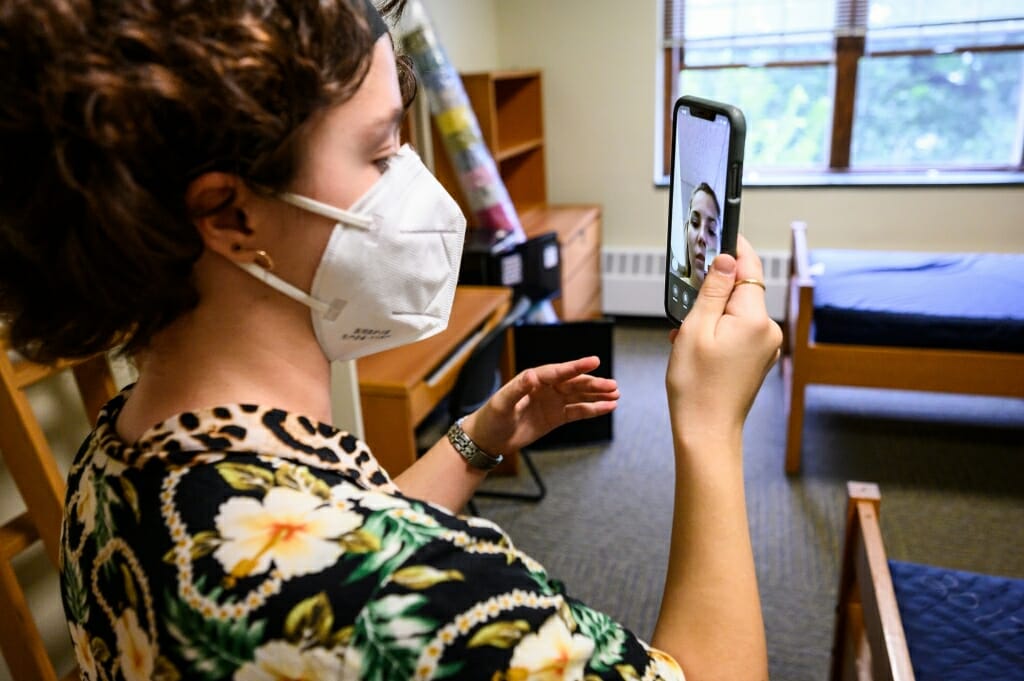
{"left": 60, "top": 390, "right": 684, "bottom": 680}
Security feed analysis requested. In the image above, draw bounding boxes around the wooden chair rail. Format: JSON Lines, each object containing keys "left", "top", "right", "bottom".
{"left": 0, "top": 512, "right": 37, "bottom": 560}
{"left": 1, "top": 344, "right": 115, "bottom": 681}
{"left": 0, "top": 513, "right": 64, "bottom": 681}
{"left": 9, "top": 356, "right": 75, "bottom": 391}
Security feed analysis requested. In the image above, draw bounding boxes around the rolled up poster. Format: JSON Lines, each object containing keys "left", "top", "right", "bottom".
{"left": 398, "top": 0, "right": 527, "bottom": 244}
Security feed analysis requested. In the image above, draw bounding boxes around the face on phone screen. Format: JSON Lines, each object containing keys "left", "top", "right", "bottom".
{"left": 666, "top": 106, "right": 731, "bottom": 322}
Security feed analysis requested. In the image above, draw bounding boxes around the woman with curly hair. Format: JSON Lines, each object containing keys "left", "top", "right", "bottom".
{"left": 0, "top": 1, "right": 779, "bottom": 679}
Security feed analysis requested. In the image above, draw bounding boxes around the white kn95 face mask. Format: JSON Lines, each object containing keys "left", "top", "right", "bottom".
{"left": 236, "top": 144, "right": 466, "bottom": 361}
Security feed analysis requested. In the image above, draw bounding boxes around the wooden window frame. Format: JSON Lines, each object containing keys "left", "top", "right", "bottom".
{"left": 660, "top": 1, "right": 1024, "bottom": 181}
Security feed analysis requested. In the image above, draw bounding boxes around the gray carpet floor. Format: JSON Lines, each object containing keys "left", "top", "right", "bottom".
{"left": 473, "top": 319, "right": 1024, "bottom": 681}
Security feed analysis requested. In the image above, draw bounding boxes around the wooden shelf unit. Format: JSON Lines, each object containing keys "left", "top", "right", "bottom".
{"left": 429, "top": 69, "right": 603, "bottom": 321}
{"left": 431, "top": 69, "right": 548, "bottom": 217}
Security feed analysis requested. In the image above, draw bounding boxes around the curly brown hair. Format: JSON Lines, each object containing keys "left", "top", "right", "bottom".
{"left": 0, "top": 0, "right": 413, "bottom": 362}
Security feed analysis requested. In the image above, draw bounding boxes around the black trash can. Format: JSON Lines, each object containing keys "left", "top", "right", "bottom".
{"left": 513, "top": 317, "right": 615, "bottom": 448}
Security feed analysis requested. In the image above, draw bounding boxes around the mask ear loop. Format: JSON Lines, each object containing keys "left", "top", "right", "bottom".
{"left": 275, "top": 144, "right": 418, "bottom": 230}
{"left": 234, "top": 261, "right": 341, "bottom": 320}
{"left": 278, "top": 193, "right": 374, "bottom": 230}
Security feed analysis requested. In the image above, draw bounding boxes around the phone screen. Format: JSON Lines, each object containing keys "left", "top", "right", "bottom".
{"left": 666, "top": 105, "right": 732, "bottom": 323}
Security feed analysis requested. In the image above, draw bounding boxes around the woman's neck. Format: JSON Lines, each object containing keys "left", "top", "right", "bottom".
{"left": 115, "top": 296, "right": 333, "bottom": 443}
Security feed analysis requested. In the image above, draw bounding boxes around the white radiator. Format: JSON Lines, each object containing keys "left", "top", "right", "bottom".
{"left": 601, "top": 247, "right": 790, "bottom": 321}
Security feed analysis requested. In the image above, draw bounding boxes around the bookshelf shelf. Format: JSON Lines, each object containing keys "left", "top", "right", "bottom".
{"left": 430, "top": 70, "right": 603, "bottom": 321}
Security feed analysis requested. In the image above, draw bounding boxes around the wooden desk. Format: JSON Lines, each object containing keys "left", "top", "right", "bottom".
{"left": 356, "top": 286, "right": 513, "bottom": 477}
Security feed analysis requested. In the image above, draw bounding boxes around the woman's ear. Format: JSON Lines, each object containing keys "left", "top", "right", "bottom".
{"left": 184, "top": 172, "right": 254, "bottom": 260}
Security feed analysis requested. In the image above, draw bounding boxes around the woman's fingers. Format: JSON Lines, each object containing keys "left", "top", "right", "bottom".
{"left": 560, "top": 373, "right": 617, "bottom": 393}
{"left": 487, "top": 356, "right": 611, "bottom": 415}
{"left": 529, "top": 355, "right": 601, "bottom": 385}
{"left": 563, "top": 400, "right": 618, "bottom": 422}
{"left": 486, "top": 367, "right": 539, "bottom": 414}
{"left": 725, "top": 235, "right": 770, "bottom": 319}
{"left": 685, "top": 253, "right": 737, "bottom": 329}
{"left": 569, "top": 392, "right": 621, "bottom": 403}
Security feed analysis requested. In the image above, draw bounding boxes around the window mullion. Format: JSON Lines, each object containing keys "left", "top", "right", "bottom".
{"left": 829, "top": 0, "right": 866, "bottom": 169}
{"left": 663, "top": 46, "right": 681, "bottom": 177}
{"left": 829, "top": 34, "right": 864, "bottom": 169}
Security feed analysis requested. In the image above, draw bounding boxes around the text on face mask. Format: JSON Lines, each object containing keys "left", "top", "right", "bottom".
{"left": 341, "top": 329, "right": 393, "bottom": 342}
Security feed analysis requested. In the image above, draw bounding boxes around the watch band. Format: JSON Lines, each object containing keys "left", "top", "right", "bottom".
{"left": 446, "top": 416, "right": 503, "bottom": 471}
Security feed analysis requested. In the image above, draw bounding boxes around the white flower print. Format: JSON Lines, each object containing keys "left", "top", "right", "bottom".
{"left": 649, "top": 647, "right": 686, "bottom": 680}
{"left": 337, "top": 485, "right": 408, "bottom": 512}
{"left": 113, "top": 609, "right": 155, "bottom": 681}
{"left": 339, "top": 646, "right": 364, "bottom": 681}
{"left": 214, "top": 487, "right": 363, "bottom": 581}
{"left": 76, "top": 468, "right": 98, "bottom": 536}
{"left": 234, "top": 640, "right": 343, "bottom": 681}
{"left": 507, "top": 613, "right": 595, "bottom": 681}
{"left": 463, "top": 514, "right": 505, "bottom": 535}
{"left": 68, "top": 622, "right": 98, "bottom": 680}
{"left": 94, "top": 449, "right": 127, "bottom": 477}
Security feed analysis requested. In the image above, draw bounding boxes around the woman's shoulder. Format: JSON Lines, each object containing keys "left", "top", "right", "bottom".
{"left": 79, "top": 390, "right": 395, "bottom": 490}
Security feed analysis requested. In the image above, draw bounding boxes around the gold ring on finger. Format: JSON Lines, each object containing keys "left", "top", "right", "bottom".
{"left": 733, "top": 278, "right": 766, "bottom": 291}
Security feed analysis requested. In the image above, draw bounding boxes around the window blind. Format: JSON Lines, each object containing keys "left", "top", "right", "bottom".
{"left": 663, "top": 0, "right": 1024, "bottom": 64}
{"left": 662, "top": 0, "right": 855, "bottom": 66}
{"left": 862, "top": 1, "right": 1024, "bottom": 54}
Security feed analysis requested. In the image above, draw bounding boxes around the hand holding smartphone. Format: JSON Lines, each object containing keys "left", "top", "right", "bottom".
{"left": 664, "top": 96, "right": 746, "bottom": 324}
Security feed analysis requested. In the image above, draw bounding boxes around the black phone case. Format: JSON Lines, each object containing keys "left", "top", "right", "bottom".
{"left": 664, "top": 95, "right": 746, "bottom": 325}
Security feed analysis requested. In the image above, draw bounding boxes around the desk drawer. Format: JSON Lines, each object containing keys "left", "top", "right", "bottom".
{"left": 522, "top": 205, "right": 600, "bottom": 273}
{"left": 557, "top": 250, "right": 602, "bottom": 320}
{"left": 556, "top": 289, "right": 602, "bottom": 321}
{"left": 560, "top": 213, "right": 600, "bottom": 280}
{"left": 521, "top": 205, "right": 602, "bottom": 321}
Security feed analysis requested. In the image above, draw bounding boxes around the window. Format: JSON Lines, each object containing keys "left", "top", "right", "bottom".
{"left": 660, "top": 0, "right": 1024, "bottom": 183}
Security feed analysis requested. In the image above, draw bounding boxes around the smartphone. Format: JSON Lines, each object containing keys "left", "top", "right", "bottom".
{"left": 664, "top": 95, "right": 746, "bottom": 325}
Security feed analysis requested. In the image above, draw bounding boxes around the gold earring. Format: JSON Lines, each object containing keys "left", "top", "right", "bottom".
{"left": 253, "top": 250, "right": 274, "bottom": 271}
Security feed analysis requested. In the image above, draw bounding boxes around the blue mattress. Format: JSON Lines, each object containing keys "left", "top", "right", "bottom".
{"left": 889, "top": 559, "right": 1024, "bottom": 681}
{"left": 811, "top": 250, "right": 1024, "bottom": 353}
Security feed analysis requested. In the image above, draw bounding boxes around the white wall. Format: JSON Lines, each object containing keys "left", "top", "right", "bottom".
{"left": 425, "top": 0, "right": 1024, "bottom": 254}
{"left": 420, "top": 0, "right": 501, "bottom": 72}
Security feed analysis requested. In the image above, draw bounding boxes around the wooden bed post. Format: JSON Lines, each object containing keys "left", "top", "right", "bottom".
{"left": 831, "top": 481, "right": 916, "bottom": 681}
{"left": 783, "top": 221, "right": 814, "bottom": 474}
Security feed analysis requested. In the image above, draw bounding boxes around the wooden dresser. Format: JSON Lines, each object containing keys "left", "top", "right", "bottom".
{"left": 521, "top": 204, "right": 602, "bottom": 320}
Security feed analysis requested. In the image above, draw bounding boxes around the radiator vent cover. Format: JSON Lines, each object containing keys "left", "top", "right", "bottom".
{"left": 601, "top": 247, "right": 789, "bottom": 320}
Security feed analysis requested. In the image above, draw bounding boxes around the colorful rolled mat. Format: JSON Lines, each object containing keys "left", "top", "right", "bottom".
{"left": 399, "top": 0, "right": 525, "bottom": 243}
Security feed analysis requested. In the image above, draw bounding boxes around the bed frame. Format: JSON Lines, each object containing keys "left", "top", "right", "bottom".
{"left": 782, "top": 221, "right": 1024, "bottom": 473}
{"left": 831, "top": 481, "right": 915, "bottom": 681}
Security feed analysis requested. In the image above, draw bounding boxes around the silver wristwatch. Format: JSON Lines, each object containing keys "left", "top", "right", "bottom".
{"left": 446, "top": 416, "right": 503, "bottom": 471}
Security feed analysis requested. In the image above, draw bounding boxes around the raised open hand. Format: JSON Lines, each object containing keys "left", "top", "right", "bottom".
{"left": 461, "top": 355, "right": 619, "bottom": 456}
